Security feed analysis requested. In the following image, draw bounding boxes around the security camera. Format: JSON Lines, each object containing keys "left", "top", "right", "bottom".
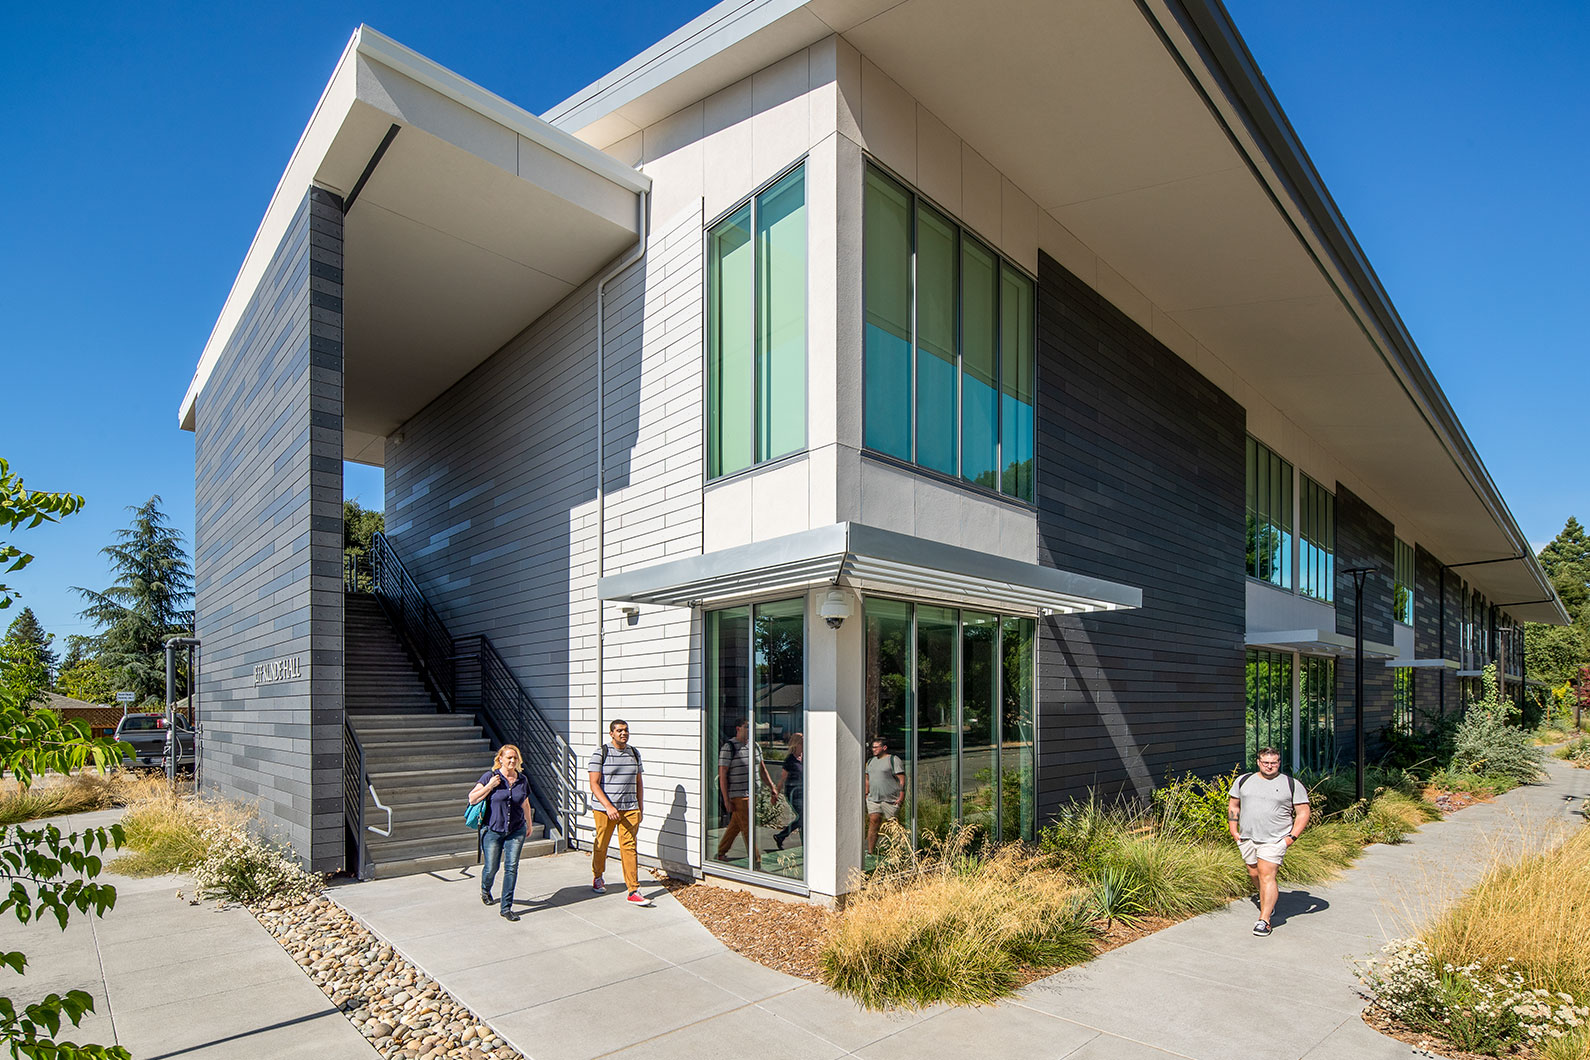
{"left": 818, "top": 588, "right": 853, "bottom": 630}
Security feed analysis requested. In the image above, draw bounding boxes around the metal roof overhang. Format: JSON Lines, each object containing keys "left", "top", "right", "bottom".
{"left": 178, "top": 26, "right": 650, "bottom": 466}
{"left": 1384, "top": 658, "right": 1461, "bottom": 670}
{"left": 598, "top": 523, "right": 1143, "bottom": 616}
{"left": 1246, "top": 629, "right": 1398, "bottom": 660}
{"left": 546, "top": 0, "right": 1565, "bottom": 626}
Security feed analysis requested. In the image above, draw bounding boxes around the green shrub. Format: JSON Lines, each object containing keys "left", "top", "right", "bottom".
{"left": 1150, "top": 769, "right": 1240, "bottom": 842}
{"left": 1096, "top": 833, "right": 1247, "bottom": 918}
{"left": 1350, "top": 791, "right": 1439, "bottom": 846}
{"left": 1451, "top": 711, "right": 1545, "bottom": 786}
{"left": 1036, "top": 796, "right": 1132, "bottom": 874}
{"left": 1427, "top": 768, "right": 1516, "bottom": 797}
{"left": 1084, "top": 864, "right": 1147, "bottom": 926}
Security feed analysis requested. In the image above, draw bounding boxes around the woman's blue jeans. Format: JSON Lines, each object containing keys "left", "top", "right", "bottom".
{"left": 480, "top": 825, "right": 526, "bottom": 913}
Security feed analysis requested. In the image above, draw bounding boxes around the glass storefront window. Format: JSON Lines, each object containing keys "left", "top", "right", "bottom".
{"left": 1300, "top": 655, "right": 1336, "bottom": 771}
{"left": 707, "top": 599, "right": 805, "bottom": 882}
{"left": 1245, "top": 649, "right": 1292, "bottom": 768}
{"left": 862, "top": 598, "right": 1035, "bottom": 854}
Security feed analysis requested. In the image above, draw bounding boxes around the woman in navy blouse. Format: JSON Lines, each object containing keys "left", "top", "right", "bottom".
{"left": 468, "top": 744, "right": 533, "bottom": 920}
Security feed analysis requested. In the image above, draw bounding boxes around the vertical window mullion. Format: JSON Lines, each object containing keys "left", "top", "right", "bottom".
{"left": 909, "top": 194, "right": 918, "bottom": 465}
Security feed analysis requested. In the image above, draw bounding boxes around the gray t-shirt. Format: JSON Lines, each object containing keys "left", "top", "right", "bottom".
{"left": 588, "top": 744, "right": 642, "bottom": 811}
{"left": 865, "top": 753, "right": 905, "bottom": 803}
{"left": 718, "top": 738, "right": 761, "bottom": 799}
{"left": 1229, "top": 772, "right": 1308, "bottom": 843}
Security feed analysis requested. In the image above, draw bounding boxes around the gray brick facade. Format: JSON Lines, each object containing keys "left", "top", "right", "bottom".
{"left": 1333, "top": 486, "right": 1395, "bottom": 763}
{"left": 1034, "top": 250, "right": 1248, "bottom": 808}
{"left": 193, "top": 186, "right": 346, "bottom": 870}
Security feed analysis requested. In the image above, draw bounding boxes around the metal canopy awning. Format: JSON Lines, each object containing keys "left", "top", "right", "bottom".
{"left": 598, "top": 523, "right": 1143, "bottom": 616}
{"left": 1384, "top": 658, "right": 1461, "bottom": 670}
{"left": 1246, "top": 629, "right": 1399, "bottom": 660}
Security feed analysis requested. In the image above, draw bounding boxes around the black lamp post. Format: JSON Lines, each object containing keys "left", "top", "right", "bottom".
{"left": 1343, "top": 566, "right": 1377, "bottom": 804}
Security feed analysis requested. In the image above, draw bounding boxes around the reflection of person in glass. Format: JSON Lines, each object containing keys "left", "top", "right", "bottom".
{"left": 772, "top": 732, "right": 804, "bottom": 850}
{"left": 716, "top": 717, "right": 780, "bottom": 867}
{"left": 865, "top": 736, "right": 906, "bottom": 854}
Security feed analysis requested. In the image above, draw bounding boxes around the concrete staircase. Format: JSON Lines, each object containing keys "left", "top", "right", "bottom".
{"left": 346, "top": 593, "right": 555, "bottom": 878}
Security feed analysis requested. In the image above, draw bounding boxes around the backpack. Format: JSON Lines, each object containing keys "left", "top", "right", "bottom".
{"left": 1234, "top": 772, "right": 1304, "bottom": 819}
{"left": 599, "top": 744, "right": 641, "bottom": 767}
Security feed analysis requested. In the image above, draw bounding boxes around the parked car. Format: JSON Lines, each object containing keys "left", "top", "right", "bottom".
{"left": 114, "top": 712, "right": 195, "bottom": 772}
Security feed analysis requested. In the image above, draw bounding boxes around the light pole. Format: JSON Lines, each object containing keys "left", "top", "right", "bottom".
{"left": 1343, "top": 566, "right": 1377, "bottom": 804}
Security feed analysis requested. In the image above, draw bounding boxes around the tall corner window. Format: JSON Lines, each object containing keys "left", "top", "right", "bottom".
{"left": 1392, "top": 666, "right": 1414, "bottom": 736}
{"left": 1394, "top": 538, "right": 1415, "bottom": 626}
{"left": 862, "top": 163, "right": 1035, "bottom": 502}
{"left": 707, "top": 163, "right": 807, "bottom": 480}
{"left": 1299, "top": 474, "right": 1335, "bottom": 603}
{"left": 1245, "top": 437, "right": 1293, "bottom": 589}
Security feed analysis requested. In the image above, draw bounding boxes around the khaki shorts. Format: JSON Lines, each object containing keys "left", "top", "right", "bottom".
{"left": 1239, "top": 838, "right": 1287, "bottom": 866}
{"left": 867, "top": 799, "right": 900, "bottom": 819}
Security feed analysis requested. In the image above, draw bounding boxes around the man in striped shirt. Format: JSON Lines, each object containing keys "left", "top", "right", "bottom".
{"left": 589, "top": 719, "right": 651, "bottom": 906}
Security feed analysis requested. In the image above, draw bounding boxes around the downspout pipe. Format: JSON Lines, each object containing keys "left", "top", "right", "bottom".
{"left": 594, "top": 188, "right": 650, "bottom": 753}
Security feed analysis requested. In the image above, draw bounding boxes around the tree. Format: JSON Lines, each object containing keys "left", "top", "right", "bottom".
{"left": 4, "top": 609, "right": 56, "bottom": 684}
{"left": 1524, "top": 517, "right": 1590, "bottom": 689}
{"left": 73, "top": 497, "right": 193, "bottom": 705}
{"left": 0, "top": 458, "right": 84, "bottom": 612}
{"left": 343, "top": 498, "right": 384, "bottom": 592}
{"left": 0, "top": 459, "right": 128, "bottom": 1060}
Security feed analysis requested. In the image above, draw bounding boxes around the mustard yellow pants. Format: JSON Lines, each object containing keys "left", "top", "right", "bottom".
{"left": 591, "top": 809, "right": 641, "bottom": 893}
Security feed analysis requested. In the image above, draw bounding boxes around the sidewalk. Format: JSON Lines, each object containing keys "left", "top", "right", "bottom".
{"left": 333, "top": 761, "right": 1589, "bottom": 1060}
{"left": 2, "top": 808, "right": 376, "bottom": 1060}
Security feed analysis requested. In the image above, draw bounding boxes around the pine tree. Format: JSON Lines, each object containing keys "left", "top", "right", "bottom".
{"left": 73, "top": 496, "right": 194, "bottom": 704}
{"left": 4, "top": 606, "right": 56, "bottom": 679}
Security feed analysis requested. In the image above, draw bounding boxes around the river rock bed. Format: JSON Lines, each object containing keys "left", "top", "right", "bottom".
{"left": 254, "top": 895, "right": 523, "bottom": 1060}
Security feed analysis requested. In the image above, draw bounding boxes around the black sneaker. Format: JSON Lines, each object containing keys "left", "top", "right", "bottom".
{"left": 1252, "top": 920, "right": 1271, "bottom": 937}
{"left": 481, "top": 892, "right": 493, "bottom": 906}
{"left": 501, "top": 909, "right": 521, "bottom": 922}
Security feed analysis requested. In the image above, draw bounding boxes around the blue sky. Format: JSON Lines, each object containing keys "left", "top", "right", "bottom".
{"left": 1, "top": 1, "right": 1584, "bottom": 651}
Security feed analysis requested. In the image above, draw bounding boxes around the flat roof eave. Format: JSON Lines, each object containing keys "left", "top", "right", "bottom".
{"left": 178, "top": 25, "right": 650, "bottom": 439}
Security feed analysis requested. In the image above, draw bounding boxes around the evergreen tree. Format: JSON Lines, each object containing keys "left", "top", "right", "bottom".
{"left": 4, "top": 606, "right": 56, "bottom": 680}
{"left": 1524, "top": 517, "right": 1590, "bottom": 689}
{"left": 73, "top": 496, "right": 194, "bottom": 704}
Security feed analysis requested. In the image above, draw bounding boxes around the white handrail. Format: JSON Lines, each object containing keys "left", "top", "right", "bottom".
{"left": 367, "top": 783, "right": 392, "bottom": 837}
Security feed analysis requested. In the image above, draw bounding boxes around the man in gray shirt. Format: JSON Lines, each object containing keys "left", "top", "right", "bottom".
{"left": 589, "top": 719, "right": 650, "bottom": 906}
{"left": 1228, "top": 747, "right": 1311, "bottom": 937}
{"left": 864, "top": 737, "right": 906, "bottom": 855}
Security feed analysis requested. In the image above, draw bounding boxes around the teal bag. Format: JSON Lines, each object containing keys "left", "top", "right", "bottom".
{"left": 465, "top": 799, "right": 485, "bottom": 829}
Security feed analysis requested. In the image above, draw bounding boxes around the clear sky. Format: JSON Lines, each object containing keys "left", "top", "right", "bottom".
{"left": 1, "top": 1, "right": 1584, "bottom": 652}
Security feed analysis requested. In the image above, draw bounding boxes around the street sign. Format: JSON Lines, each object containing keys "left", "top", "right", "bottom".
{"left": 115, "top": 691, "right": 136, "bottom": 704}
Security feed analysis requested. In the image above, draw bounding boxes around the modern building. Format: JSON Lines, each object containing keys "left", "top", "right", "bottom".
{"left": 179, "top": 0, "right": 1566, "bottom": 900}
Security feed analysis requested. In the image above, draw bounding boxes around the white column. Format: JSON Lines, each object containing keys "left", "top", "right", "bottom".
{"left": 804, "top": 586, "right": 865, "bottom": 900}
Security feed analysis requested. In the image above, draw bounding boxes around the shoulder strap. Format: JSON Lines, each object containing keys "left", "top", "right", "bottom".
{"left": 632, "top": 746, "right": 640, "bottom": 763}
{"left": 600, "top": 744, "right": 608, "bottom": 765}
{"left": 1236, "top": 772, "right": 1251, "bottom": 794}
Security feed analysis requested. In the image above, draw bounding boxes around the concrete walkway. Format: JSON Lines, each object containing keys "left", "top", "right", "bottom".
{"left": 333, "top": 761, "right": 1590, "bottom": 1060}
{"left": 1, "top": 808, "right": 376, "bottom": 1060}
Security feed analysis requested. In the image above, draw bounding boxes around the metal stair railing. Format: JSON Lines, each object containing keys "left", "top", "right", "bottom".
{"left": 349, "top": 531, "right": 581, "bottom": 849}
{"left": 458, "top": 633, "right": 585, "bottom": 847}
{"left": 366, "top": 532, "right": 457, "bottom": 712}
{"left": 343, "top": 718, "right": 370, "bottom": 880}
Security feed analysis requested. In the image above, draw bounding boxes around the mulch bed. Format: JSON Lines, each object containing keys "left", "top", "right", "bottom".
{"left": 1425, "top": 787, "right": 1492, "bottom": 813}
{"left": 660, "top": 873, "right": 1198, "bottom": 989}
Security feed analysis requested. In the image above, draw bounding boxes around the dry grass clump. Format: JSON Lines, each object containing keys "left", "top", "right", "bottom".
{"left": 113, "top": 791, "right": 256, "bottom": 877}
{"left": 821, "top": 825, "right": 1092, "bottom": 1009}
{"left": 1422, "top": 824, "right": 1590, "bottom": 1060}
{"left": 0, "top": 769, "right": 179, "bottom": 825}
{"left": 1425, "top": 824, "right": 1590, "bottom": 1000}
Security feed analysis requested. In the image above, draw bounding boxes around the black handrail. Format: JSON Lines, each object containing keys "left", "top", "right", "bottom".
{"left": 458, "top": 633, "right": 585, "bottom": 844}
{"left": 343, "top": 718, "right": 369, "bottom": 879}
{"left": 353, "top": 531, "right": 580, "bottom": 847}
{"left": 366, "top": 532, "right": 457, "bottom": 712}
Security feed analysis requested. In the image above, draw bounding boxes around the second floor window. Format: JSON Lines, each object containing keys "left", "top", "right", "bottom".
{"left": 707, "top": 164, "right": 807, "bottom": 479}
{"left": 1299, "top": 473, "right": 1335, "bottom": 603}
{"left": 1394, "top": 538, "right": 1415, "bottom": 625}
{"left": 1246, "top": 436, "right": 1293, "bottom": 588}
{"left": 862, "top": 163, "right": 1035, "bottom": 502}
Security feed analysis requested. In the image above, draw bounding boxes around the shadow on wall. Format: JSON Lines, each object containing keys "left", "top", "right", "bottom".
{"left": 380, "top": 246, "right": 657, "bottom": 736}
{"left": 657, "top": 784, "right": 692, "bottom": 878}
